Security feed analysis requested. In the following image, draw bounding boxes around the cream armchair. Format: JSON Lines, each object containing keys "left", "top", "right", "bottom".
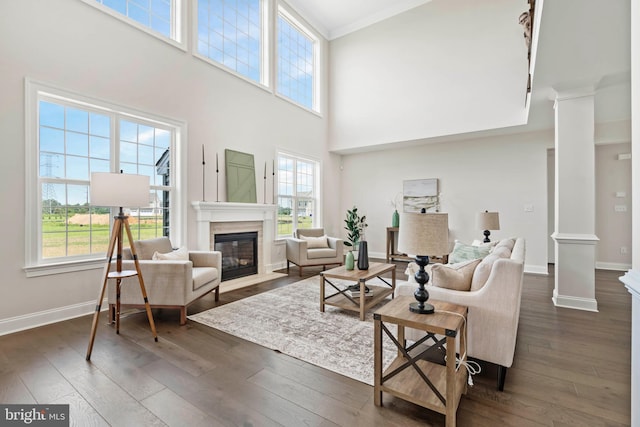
{"left": 107, "top": 237, "right": 222, "bottom": 325}
{"left": 286, "top": 228, "right": 343, "bottom": 276}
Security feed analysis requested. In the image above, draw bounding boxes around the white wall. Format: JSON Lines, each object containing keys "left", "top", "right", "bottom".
{"left": 595, "top": 142, "right": 632, "bottom": 269}
{"left": 339, "top": 131, "right": 551, "bottom": 274}
{"left": 328, "top": 0, "right": 529, "bottom": 151}
{"left": 0, "top": 0, "right": 334, "bottom": 331}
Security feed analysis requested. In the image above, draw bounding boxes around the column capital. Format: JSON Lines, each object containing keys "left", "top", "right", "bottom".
{"left": 553, "top": 86, "right": 596, "bottom": 103}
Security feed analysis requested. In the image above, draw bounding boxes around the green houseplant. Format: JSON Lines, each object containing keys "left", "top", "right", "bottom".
{"left": 344, "top": 206, "right": 368, "bottom": 249}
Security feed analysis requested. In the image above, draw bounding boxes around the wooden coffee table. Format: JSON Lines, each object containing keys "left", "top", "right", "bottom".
{"left": 320, "top": 262, "right": 396, "bottom": 320}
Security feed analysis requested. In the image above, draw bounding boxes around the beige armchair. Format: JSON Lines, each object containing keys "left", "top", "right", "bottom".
{"left": 107, "top": 237, "right": 222, "bottom": 325}
{"left": 286, "top": 228, "right": 343, "bottom": 276}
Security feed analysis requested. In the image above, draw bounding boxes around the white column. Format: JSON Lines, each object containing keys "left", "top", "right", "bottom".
{"left": 551, "top": 89, "right": 598, "bottom": 312}
{"left": 620, "top": 1, "right": 640, "bottom": 424}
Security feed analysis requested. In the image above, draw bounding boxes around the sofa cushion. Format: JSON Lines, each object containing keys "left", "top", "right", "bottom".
{"left": 134, "top": 237, "right": 173, "bottom": 260}
{"left": 494, "top": 238, "right": 516, "bottom": 252}
{"left": 449, "top": 241, "right": 492, "bottom": 264}
{"left": 470, "top": 254, "right": 501, "bottom": 291}
{"left": 192, "top": 267, "right": 219, "bottom": 291}
{"left": 301, "top": 235, "right": 329, "bottom": 249}
{"left": 430, "top": 259, "right": 481, "bottom": 291}
{"left": 152, "top": 246, "right": 189, "bottom": 261}
{"left": 307, "top": 248, "right": 337, "bottom": 259}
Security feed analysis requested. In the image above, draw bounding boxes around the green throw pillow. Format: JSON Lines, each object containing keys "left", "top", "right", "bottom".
{"left": 448, "top": 241, "right": 492, "bottom": 264}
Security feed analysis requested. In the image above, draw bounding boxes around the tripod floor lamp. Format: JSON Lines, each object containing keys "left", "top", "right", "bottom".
{"left": 86, "top": 172, "right": 158, "bottom": 361}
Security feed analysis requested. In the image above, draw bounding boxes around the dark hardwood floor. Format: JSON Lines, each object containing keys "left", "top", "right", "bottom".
{"left": 0, "top": 262, "right": 631, "bottom": 426}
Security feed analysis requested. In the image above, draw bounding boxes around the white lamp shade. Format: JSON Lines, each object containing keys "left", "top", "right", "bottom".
{"left": 90, "top": 172, "right": 150, "bottom": 207}
{"left": 477, "top": 211, "right": 500, "bottom": 230}
{"left": 398, "top": 212, "right": 449, "bottom": 256}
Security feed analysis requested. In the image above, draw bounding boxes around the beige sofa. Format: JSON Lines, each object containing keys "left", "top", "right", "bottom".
{"left": 396, "top": 237, "right": 525, "bottom": 391}
{"left": 107, "top": 237, "right": 222, "bottom": 325}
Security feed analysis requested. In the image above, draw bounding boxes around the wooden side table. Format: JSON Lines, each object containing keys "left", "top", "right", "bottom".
{"left": 374, "top": 296, "right": 468, "bottom": 427}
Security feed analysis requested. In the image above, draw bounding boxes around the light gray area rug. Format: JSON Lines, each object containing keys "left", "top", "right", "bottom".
{"left": 188, "top": 275, "right": 400, "bottom": 385}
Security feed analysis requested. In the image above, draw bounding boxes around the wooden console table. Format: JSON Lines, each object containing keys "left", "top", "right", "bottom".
{"left": 374, "top": 297, "right": 468, "bottom": 427}
{"left": 386, "top": 227, "right": 412, "bottom": 262}
{"left": 386, "top": 227, "right": 448, "bottom": 263}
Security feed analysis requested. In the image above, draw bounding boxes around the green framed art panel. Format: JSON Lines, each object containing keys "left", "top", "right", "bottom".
{"left": 225, "top": 149, "right": 257, "bottom": 203}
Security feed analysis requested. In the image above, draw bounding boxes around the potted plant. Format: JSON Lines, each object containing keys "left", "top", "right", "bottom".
{"left": 344, "top": 206, "right": 368, "bottom": 269}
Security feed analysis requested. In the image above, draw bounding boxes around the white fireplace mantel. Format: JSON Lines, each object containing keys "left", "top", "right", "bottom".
{"left": 191, "top": 201, "right": 277, "bottom": 273}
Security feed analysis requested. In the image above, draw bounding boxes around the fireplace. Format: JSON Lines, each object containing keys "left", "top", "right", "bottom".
{"left": 215, "top": 232, "right": 258, "bottom": 281}
{"left": 192, "top": 202, "right": 278, "bottom": 280}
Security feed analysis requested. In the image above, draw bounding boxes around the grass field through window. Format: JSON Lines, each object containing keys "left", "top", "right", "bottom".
{"left": 41, "top": 213, "right": 164, "bottom": 258}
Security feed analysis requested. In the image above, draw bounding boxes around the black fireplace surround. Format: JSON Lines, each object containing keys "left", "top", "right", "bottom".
{"left": 214, "top": 231, "right": 258, "bottom": 281}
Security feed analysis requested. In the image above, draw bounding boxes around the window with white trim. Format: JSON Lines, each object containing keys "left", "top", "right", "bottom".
{"left": 27, "top": 83, "right": 182, "bottom": 271}
{"left": 277, "top": 152, "right": 319, "bottom": 237}
{"left": 277, "top": 7, "right": 318, "bottom": 111}
{"left": 89, "top": 0, "right": 182, "bottom": 42}
{"left": 196, "top": 0, "right": 266, "bottom": 85}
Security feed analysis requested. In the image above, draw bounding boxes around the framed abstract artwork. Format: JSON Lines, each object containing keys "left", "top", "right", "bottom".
{"left": 403, "top": 178, "right": 439, "bottom": 212}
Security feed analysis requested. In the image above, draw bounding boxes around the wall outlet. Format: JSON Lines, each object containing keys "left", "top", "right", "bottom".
{"left": 621, "top": 246, "right": 628, "bottom": 254}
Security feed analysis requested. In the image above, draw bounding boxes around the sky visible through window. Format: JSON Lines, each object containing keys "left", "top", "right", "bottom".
{"left": 277, "top": 15, "right": 314, "bottom": 110}
{"left": 197, "top": 0, "right": 262, "bottom": 83}
{"left": 97, "top": 0, "right": 172, "bottom": 37}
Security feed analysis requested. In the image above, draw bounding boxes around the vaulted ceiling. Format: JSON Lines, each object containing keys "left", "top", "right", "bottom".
{"left": 287, "top": 0, "right": 631, "bottom": 139}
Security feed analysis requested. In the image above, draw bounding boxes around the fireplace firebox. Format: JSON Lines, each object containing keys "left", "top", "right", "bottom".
{"left": 214, "top": 232, "right": 258, "bottom": 281}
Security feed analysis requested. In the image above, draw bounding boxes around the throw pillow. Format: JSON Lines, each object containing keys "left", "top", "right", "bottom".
{"left": 405, "top": 262, "right": 434, "bottom": 283}
{"left": 448, "top": 241, "right": 492, "bottom": 264}
{"left": 430, "top": 259, "right": 481, "bottom": 292}
{"left": 152, "top": 246, "right": 189, "bottom": 261}
{"left": 469, "top": 254, "right": 500, "bottom": 291}
{"left": 301, "top": 235, "right": 329, "bottom": 249}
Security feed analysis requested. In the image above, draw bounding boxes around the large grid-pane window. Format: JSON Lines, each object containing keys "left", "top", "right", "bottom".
{"left": 277, "top": 9, "right": 316, "bottom": 110}
{"left": 94, "top": 0, "right": 177, "bottom": 40}
{"left": 197, "top": 0, "right": 264, "bottom": 84}
{"left": 277, "top": 153, "right": 318, "bottom": 237}
{"left": 37, "top": 96, "right": 175, "bottom": 262}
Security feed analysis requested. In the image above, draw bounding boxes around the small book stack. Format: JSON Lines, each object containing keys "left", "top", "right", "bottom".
{"left": 345, "top": 284, "right": 373, "bottom": 298}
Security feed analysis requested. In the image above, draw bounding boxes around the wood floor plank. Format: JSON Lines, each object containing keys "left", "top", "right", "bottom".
{"left": 140, "top": 388, "right": 224, "bottom": 427}
{"left": 66, "top": 369, "right": 165, "bottom": 426}
{"left": 51, "top": 390, "right": 109, "bottom": 427}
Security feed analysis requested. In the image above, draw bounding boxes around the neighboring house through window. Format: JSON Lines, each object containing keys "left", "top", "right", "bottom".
{"left": 277, "top": 152, "right": 319, "bottom": 237}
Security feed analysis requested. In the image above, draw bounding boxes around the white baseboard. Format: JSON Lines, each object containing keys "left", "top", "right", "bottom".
{"left": 524, "top": 264, "right": 548, "bottom": 275}
{"left": 596, "top": 262, "right": 632, "bottom": 271}
{"left": 0, "top": 299, "right": 106, "bottom": 337}
{"left": 552, "top": 290, "right": 599, "bottom": 312}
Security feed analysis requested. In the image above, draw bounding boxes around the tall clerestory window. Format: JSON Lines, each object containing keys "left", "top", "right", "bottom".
{"left": 196, "top": 0, "right": 267, "bottom": 85}
{"left": 91, "top": 0, "right": 182, "bottom": 42}
{"left": 277, "top": 152, "right": 319, "bottom": 238}
{"left": 277, "top": 7, "right": 318, "bottom": 111}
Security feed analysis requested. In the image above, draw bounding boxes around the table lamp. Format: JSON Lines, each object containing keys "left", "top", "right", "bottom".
{"left": 477, "top": 210, "right": 500, "bottom": 243}
{"left": 398, "top": 210, "right": 449, "bottom": 314}
{"left": 86, "top": 172, "right": 158, "bottom": 361}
